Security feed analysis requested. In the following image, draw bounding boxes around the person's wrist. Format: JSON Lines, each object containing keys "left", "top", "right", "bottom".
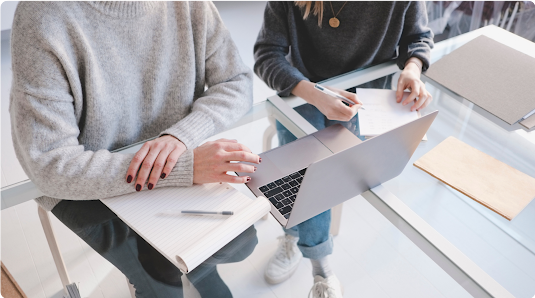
{"left": 291, "top": 80, "right": 316, "bottom": 105}
{"left": 404, "top": 58, "right": 423, "bottom": 74}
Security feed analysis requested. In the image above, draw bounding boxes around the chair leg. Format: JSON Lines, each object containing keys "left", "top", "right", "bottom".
{"left": 330, "top": 203, "right": 343, "bottom": 236}
{"left": 262, "top": 121, "right": 277, "bottom": 153}
{"left": 37, "top": 205, "right": 71, "bottom": 296}
{"left": 126, "top": 277, "right": 136, "bottom": 298}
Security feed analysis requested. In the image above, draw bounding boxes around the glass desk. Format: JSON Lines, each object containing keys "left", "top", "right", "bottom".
{"left": 268, "top": 25, "right": 534, "bottom": 298}
{"left": 1, "top": 25, "right": 532, "bottom": 298}
{"left": 2, "top": 83, "right": 475, "bottom": 297}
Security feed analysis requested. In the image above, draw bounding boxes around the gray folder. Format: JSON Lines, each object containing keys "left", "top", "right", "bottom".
{"left": 520, "top": 114, "right": 535, "bottom": 130}
{"left": 425, "top": 35, "right": 535, "bottom": 126}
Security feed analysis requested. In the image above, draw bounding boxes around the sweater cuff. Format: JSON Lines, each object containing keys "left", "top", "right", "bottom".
{"left": 160, "top": 111, "right": 214, "bottom": 149}
{"left": 157, "top": 149, "right": 194, "bottom": 188}
{"left": 278, "top": 74, "right": 309, "bottom": 97}
{"left": 399, "top": 53, "right": 430, "bottom": 72}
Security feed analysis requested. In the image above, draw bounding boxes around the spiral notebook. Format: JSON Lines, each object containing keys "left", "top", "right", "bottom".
{"left": 101, "top": 183, "right": 270, "bottom": 273}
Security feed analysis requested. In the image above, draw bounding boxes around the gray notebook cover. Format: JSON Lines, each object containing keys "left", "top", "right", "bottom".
{"left": 425, "top": 35, "right": 535, "bottom": 126}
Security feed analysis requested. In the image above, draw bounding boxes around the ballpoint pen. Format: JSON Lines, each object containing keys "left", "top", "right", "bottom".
{"left": 161, "top": 210, "right": 234, "bottom": 216}
{"left": 314, "top": 83, "right": 365, "bottom": 110}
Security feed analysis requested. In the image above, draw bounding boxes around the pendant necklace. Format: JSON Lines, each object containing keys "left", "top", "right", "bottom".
{"left": 329, "top": 1, "right": 348, "bottom": 28}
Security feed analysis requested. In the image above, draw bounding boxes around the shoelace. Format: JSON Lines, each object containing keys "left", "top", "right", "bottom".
{"left": 308, "top": 279, "right": 333, "bottom": 298}
{"left": 275, "top": 235, "right": 296, "bottom": 262}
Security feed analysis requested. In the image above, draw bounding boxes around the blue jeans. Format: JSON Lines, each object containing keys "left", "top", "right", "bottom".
{"left": 277, "top": 76, "right": 392, "bottom": 259}
{"left": 52, "top": 199, "right": 258, "bottom": 298}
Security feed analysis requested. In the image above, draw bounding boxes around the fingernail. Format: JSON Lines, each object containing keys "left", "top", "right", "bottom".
{"left": 254, "top": 166, "right": 257, "bottom": 172}
{"left": 136, "top": 184, "right": 141, "bottom": 191}
{"left": 259, "top": 158, "right": 262, "bottom": 163}
{"left": 127, "top": 175, "right": 132, "bottom": 183}
{"left": 148, "top": 183, "right": 153, "bottom": 190}
{"left": 160, "top": 173, "right": 166, "bottom": 179}
{"left": 247, "top": 177, "right": 251, "bottom": 182}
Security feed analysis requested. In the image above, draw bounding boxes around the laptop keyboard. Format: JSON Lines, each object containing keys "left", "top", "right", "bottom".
{"left": 259, "top": 168, "right": 307, "bottom": 219}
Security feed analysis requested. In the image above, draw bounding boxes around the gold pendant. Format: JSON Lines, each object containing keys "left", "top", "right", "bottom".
{"left": 329, "top": 17, "right": 340, "bottom": 28}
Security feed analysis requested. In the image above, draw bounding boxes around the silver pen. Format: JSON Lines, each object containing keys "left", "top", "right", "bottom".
{"left": 314, "top": 84, "right": 365, "bottom": 110}
{"left": 520, "top": 107, "right": 535, "bottom": 121}
{"left": 180, "top": 210, "right": 234, "bottom": 216}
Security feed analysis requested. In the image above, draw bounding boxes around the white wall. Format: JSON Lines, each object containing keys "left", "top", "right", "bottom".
{"left": 1, "top": 1, "right": 19, "bottom": 31}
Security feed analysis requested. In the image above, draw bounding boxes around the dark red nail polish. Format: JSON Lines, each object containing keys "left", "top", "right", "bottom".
{"left": 160, "top": 173, "right": 166, "bottom": 179}
{"left": 127, "top": 175, "right": 132, "bottom": 183}
{"left": 254, "top": 167, "right": 257, "bottom": 172}
{"left": 136, "top": 184, "right": 141, "bottom": 191}
{"left": 148, "top": 183, "right": 154, "bottom": 190}
{"left": 247, "top": 177, "right": 251, "bottom": 182}
{"left": 259, "top": 158, "right": 262, "bottom": 163}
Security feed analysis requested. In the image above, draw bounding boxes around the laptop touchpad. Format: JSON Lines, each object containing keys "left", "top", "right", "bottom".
{"left": 265, "top": 136, "right": 333, "bottom": 174}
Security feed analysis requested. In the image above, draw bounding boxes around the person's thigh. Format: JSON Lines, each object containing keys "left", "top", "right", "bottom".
{"left": 276, "top": 103, "right": 327, "bottom": 146}
{"left": 52, "top": 200, "right": 259, "bottom": 297}
{"left": 285, "top": 210, "right": 330, "bottom": 245}
{"left": 187, "top": 225, "right": 258, "bottom": 297}
{"left": 52, "top": 200, "right": 183, "bottom": 298}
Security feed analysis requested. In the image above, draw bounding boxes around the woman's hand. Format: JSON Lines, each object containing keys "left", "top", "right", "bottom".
{"left": 193, "top": 139, "right": 260, "bottom": 184}
{"left": 292, "top": 81, "right": 362, "bottom": 121}
{"left": 126, "top": 135, "right": 187, "bottom": 191}
{"left": 396, "top": 59, "right": 433, "bottom": 112}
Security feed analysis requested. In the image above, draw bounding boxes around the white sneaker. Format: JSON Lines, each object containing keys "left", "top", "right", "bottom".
{"left": 308, "top": 275, "right": 344, "bottom": 298}
{"left": 264, "top": 234, "right": 303, "bottom": 284}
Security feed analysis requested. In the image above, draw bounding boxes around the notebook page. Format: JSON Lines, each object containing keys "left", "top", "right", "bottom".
{"left": 176, "top": 196, "right": 270, "bottom": 272}
{"left": 357, "top": 88, "right": 419, "bottom": 137}
{"left": 101, "top": 183, "right": 269, "bottom": 272}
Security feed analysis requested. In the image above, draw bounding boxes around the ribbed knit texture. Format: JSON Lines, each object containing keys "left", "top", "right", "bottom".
{"left": 10, "top": 2, "right": 253, "bottom": 211}
{"left": 87, "top": 1, "right": 156, "bottom": 18}
{"left": 254, "top": 1, "right": 434, "bottom": 97}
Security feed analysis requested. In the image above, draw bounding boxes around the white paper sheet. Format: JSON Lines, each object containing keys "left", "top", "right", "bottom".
{"left": 357, "top": 88, "right": 419, "bottom": 137}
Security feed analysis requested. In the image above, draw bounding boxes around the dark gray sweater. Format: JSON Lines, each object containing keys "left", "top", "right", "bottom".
{"left": 254, "top": 1, "right": 434, "bottom": 96}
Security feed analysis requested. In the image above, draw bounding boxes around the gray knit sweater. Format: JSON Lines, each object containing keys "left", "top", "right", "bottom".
{"left": 10, "top": 1, "right": 253, "bottom": 211}
{"left": 254, "top": 1, "right": 433, "bottom": 96}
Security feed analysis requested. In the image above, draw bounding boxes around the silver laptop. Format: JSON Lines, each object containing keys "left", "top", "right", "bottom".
{"left": 237, "top": 111, "right": 438, "bottom": 228}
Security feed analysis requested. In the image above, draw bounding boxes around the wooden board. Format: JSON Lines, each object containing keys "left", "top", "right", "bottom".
{"left": 413, "top": 136, "right": 535, "bottom": 220}
{"left": 1, "top": 262, "right": 27, "bottom": 298}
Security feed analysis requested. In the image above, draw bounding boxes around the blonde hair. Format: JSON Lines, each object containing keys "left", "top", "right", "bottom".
{"left": 295, "top": 1, "right": 324, "bottom": 27}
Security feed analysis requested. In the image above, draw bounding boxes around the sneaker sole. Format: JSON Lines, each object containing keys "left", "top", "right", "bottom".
{"left": 264, "top": 256, "right": 302, "bottom": 285}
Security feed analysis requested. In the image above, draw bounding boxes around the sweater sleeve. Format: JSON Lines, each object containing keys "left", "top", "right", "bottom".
{"left": 9, "top": 3, "right": 193, "bottom": 202}
{"left": 253, "top": 2, "right": 309, "bottom": 97}
{"left": 160, "top": 2, "right": 253, "bottom": 149}
{"left": 397, "top": 1, "right": 434, "bottom": 71}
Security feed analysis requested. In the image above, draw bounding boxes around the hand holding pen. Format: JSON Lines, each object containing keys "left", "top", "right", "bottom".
{"left": 290, "top": 80, "right": 363, "bottom": 122}
{"left": 314, "top": 84, "right": 365, "bottom": 110}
